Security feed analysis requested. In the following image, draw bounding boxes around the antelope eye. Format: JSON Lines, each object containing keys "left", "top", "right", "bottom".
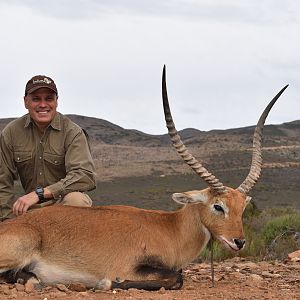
{"left": 214, "top": 204, "right": 224, "bottom": 213}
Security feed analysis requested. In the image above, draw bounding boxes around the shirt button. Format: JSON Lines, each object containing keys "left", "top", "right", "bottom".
{"left": 39, "top": 172, "right": 42, "bottom": 176}
{"left": 39, "top": 157, "right": 42, "bottom": 160}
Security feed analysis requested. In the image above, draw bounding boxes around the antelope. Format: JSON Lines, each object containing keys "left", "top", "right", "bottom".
{"left": 0, "top": 67, "right": 287, "bottom": 291}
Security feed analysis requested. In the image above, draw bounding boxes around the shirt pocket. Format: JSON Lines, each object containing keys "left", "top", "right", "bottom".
{"left": 43, "top": 153, "right": 66, "bottom": 176}
{"left": 13, "top": 151, "right": 33, "bottom": 183}
{"left": 14, "top": 151, "right": 32, "bottom": 165}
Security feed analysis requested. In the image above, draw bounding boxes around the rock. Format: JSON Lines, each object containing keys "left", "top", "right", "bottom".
{"left": 68, "top": 282, "right": 87, "bottom": 292}
{"left": 24, "top": 281, "right": 36, "bottom": 293}
{"left": 249, "top": 274, "right": 263, "bottom": 281}
{"left": 56, "top": 283, "right": 69, "bottom": 292}
{"left": 261, "top": 271, "right": 281, "bottom": 278}
{"left": 191, "top": 275, "right": 201, "bottom": 282}
{"left": 0, "top": 284, "right": 10, "bottom": 293}
{"left": 288, "top": 250, "right": 300, "bottom": 261}
{"left": 14, "top": 283, "right": 25, "bottom": 292}
{"left": 128, "top": 288, "right": 139, "bottom": 292}
{"left": 239, "top": 262, "right": 258, "bottom": 272}
{"left": 185, "top": 285, "right": 196, "bottom": 290}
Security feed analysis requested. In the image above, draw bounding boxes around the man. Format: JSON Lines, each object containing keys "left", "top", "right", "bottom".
{"left": 0, "top": 75, "right": 96, "bottom": 221}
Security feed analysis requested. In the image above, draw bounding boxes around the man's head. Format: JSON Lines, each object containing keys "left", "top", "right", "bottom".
{"left": 24, "top": 75, "right": 58, "bottom": 132}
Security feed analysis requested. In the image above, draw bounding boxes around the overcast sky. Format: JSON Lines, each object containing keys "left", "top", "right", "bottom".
{"left": 0, "top": 0, "right": 299, "bottom": 134}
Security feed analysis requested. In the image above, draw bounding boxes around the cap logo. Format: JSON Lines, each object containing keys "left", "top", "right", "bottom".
{"left": 32, "top": 77, "right": 52, "bottom": 85}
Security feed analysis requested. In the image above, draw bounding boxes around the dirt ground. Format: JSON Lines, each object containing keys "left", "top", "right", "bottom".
{"left": 0, "top": 257, "right": 299, "bottom": 300}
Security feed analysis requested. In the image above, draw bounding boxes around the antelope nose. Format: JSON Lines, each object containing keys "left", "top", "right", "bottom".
{"left": 234, "top": 238, "right": 245, "bottom": 250}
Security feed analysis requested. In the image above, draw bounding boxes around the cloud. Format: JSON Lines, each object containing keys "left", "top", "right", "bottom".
{"left": 0, "top": 1, "right": 299, "bottom": 134}
{"left": 2, "top": 0, "right": 299, "bottom": 24}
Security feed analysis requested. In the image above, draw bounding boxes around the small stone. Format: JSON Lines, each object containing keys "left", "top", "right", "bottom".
{"left": 14, "top": 283, "right": 25, "bottom": 292}
{"left": 191, "top": 275, "right": 201, "bottom": 282}
{"left": 68, "top": 282, "right": 87, "bottom": 292}
{"left": 3, "top": 289, "right": 11, "bottom": 295}
{"left": 185, "top": 286, "right": 195, "bottom": 290}
{"left": 24, "top": 281, "right": 36, "bottom": 293}
{"left": 261, "top": 271, "right": 281, "bottom": 278}
{"left": 56, "top": 283, "right": 69, "bottom": 292}
{"left": 288, "top": 250, "right": 300, "bottom": 260}
{"left": 249, "top": 274, "right": 263, "bottom": 281}
{"left": 159, "top": 287, "right": 166, "bottom": 294}
{"left": 1, "top": 284, "right": 10, "bottom": 293}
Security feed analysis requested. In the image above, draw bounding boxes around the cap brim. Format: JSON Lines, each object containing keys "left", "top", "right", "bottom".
{"left": 26, "top": 85, "right": 57, "bottom": 95}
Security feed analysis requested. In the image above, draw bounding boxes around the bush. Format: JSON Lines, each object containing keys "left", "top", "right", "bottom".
{"left": 199, "top": 208, "right": 300, "bottom": 262}
{"left": 262, "top": 213, "right": 300, "bottom": 260}
{"left": 200, "top": 240, "right": 235, "bottom": 261}
{"left": 262, "top": 213, "right": 300, "bottom": 245}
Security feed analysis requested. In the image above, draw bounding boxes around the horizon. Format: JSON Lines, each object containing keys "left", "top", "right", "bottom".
{"left": 0, "top": 113, "right": 298, "bottom": 136}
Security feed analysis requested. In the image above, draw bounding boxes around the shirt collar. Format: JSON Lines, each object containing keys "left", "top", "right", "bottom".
{"left": 24, "top": 112, "right": 61, "bottom": 131}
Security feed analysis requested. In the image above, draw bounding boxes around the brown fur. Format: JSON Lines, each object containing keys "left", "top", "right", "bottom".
{"left": 0, "top": 187, "right": 248, "bottom": 289}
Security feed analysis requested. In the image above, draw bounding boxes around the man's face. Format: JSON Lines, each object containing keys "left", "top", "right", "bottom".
{"left": 24, "top": 88, "right": 58, "bottom": 130}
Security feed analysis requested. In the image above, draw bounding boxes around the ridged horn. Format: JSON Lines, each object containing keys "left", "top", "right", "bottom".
{"left": 237, "top": 85, "right": 289, "bottom": 194}
{"left": 162, "top": 65, "right": 226, "bottom": 195}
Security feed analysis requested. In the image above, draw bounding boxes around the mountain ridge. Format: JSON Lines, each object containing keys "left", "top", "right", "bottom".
{"left": 1, "top": 114, "right": 299, "bottom": 210}
{"left": 0, "top": 114, "right": 299, "bottom": 146}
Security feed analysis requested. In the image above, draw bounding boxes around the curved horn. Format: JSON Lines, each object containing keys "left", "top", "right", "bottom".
{"left": 237, "top": 85, "right": 289, "bottom": 194}
{"left": 162, "top": 65, "right": 226, "bottom": 195}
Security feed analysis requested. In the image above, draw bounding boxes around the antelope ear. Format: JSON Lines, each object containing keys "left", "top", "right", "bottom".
{"left": 172, "top": 191, "right": 208, "bottom": 205}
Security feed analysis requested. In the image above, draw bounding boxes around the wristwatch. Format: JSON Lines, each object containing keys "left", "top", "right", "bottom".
{"left": 35, "top": 187, "right": 45, "bottom": 202}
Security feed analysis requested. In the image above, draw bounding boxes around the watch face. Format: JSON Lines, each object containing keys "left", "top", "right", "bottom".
{"left": 36, "top": 187, "right": 43, "bottom": 194}
{"left": 36, "top": 187, "right": 44, "bottom": 201}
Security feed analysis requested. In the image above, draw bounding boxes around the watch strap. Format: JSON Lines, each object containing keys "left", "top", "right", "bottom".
{"left": 35, "top": 187, "right": 45, "bottom": 202}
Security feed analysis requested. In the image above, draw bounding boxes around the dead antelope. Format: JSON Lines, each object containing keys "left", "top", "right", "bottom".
{"left": 0, "top": 67, "right": 287, "bottom": 291}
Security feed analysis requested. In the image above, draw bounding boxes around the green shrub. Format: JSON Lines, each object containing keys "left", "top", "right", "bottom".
{"left": 239, "top": 224, "right": 265, "bottom": 259}
{"left": 243, "top": 200, "right": 261, "bottom": 220}
{"left": 199, "top": 209, "right": 300, "bottom": 262}
{"left": 262, "top": 213, "right": 300, "bottom": 245}
{"left": 200, "top": 240, "right": 235, "bottom": 261}
{"left": 262, "top": 213, "right": 300, "bottom": 259}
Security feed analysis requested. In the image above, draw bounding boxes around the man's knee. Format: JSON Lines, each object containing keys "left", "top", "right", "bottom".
{"left": 60, "top": 192, "right": 93, "bottom": 207}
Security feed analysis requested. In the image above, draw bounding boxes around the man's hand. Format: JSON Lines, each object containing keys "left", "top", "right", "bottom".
{"left": 13, "top": 191, "right": 40, "bottom": 216}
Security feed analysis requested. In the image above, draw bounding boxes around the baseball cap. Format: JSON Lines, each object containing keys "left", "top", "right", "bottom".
{"left": 25, "top": 75, "right": 58, "bottom": 95}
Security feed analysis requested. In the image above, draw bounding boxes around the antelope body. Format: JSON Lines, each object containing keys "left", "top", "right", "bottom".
{"left": 0, "top": 67, "right": 287, "bottom": 290}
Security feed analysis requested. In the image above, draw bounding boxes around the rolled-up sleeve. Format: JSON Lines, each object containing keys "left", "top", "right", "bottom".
{"left": 0, "top": 130, "right": 18, "bottom": 219}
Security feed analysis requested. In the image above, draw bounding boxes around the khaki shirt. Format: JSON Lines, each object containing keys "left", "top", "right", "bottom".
{"left": 0, "top": 112, "right": 96, "bottom": 220}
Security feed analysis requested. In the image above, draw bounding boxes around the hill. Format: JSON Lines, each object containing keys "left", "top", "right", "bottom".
{"left": 1, "top": 115, "right": 299, "bottom": 210}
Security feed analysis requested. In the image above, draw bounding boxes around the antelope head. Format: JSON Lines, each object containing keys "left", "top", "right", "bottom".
{"left": 162, "top": 66, "right": 288, "bottom": 251}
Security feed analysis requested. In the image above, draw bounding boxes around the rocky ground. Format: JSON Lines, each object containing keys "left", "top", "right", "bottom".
{"left": 0, "top": 258, "right": 299, "bottom": 300}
